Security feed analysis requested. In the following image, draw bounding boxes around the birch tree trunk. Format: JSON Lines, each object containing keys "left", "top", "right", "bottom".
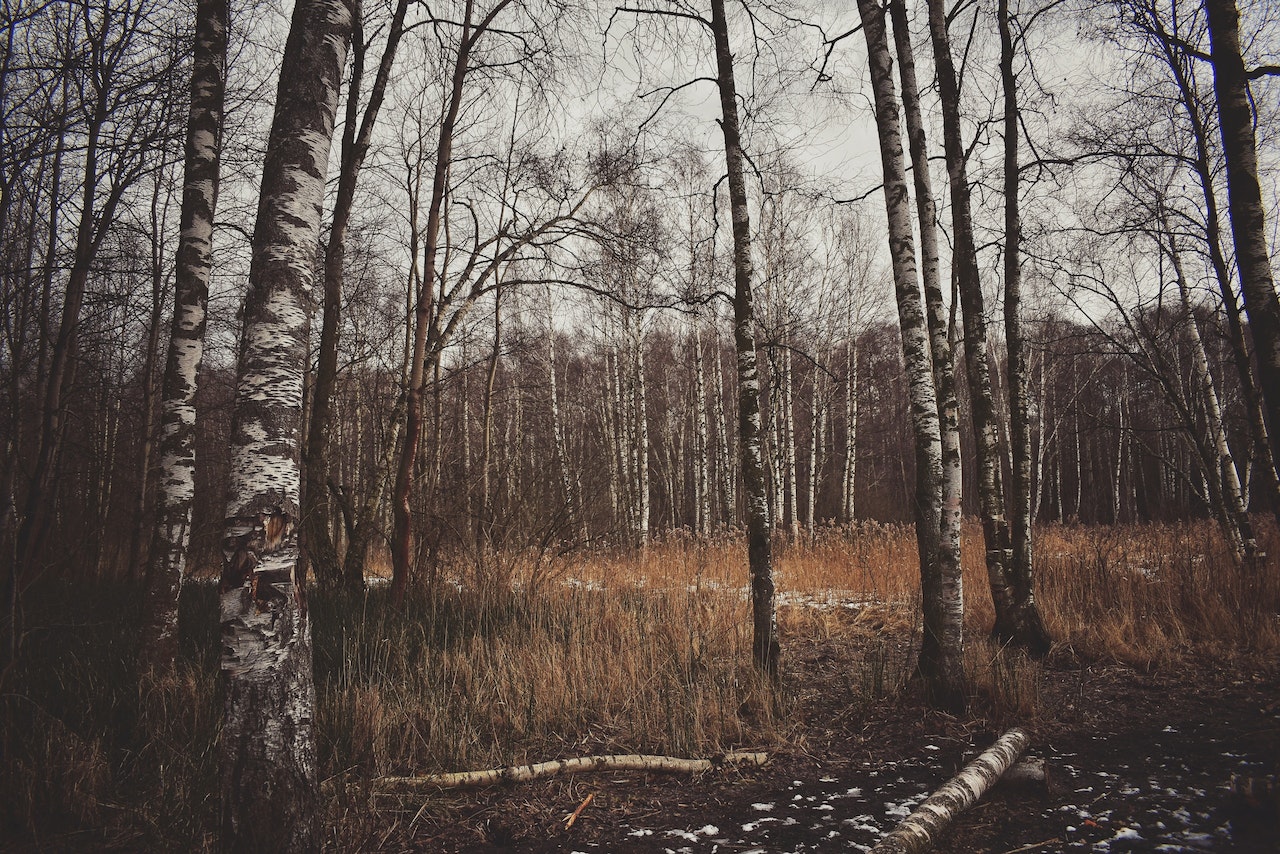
{"left": 715, "top": 340, "right": 736, "bottom": 525}
{"left": 694, "top": 324, "right": 710, "bottom": 535}
{"left": 927, "top": 0, "right": 1040, "bottom": 653}
{"left": 634, "top": 319, "right": 650, "bottom": 547}
{"left": 711, "top": 0, "right": 777, "bottom": 678}
{"left": 1166, "top": 225, "right": 1257, "bottom": 561}
{"left": 1205, "top": 0, "right": 1280, "bottom": 490}
{"left": 141, "top": 0, "right": 227, "bottom": 671}
{"left": 862, "top": 0, "right": 963, "bottom": 711}
{"left": 1158, "top": 27, "right": 1280, "bottom": 520}
{"left": 997, "top": 0, "right": 1051, "bottom": 653}
{"left": 843, "top": 339, "right": 858, "bottom": 522}
{"left": 218, "top": 0, "right": 351, "bottom": 848}
{"left": 888, "top": 0, "right": 966, "bottom": 704}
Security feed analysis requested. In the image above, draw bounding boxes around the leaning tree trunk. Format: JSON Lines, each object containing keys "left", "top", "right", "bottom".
{"left": 1166, "top": 225, "right": 1257, "bottom": 562}
{"left": 928, "top": 0, "right": 1043, "bottom": 653}
{"left": 888, "top": 0, "right": 966, "bottom": 709}
{"left": 710, "top": 0, "right": 777, "bottom": 679}
{"left": 1164, "top": 36, "right": 1280, "bottom": 521}
{"left": 1205, "top": 0, "right": 1280, "bottom": 491}
{"left": 141, "top": 0, "right": 227, "bottom": 672}
{"left": 218, "top": 0, "right": 351, "bottom": 849}
{"left": 861, "top": 0, "right": 963, "bottom": 711}
{"left": 997, "top": 0, "right": 1051, "bottom": 653}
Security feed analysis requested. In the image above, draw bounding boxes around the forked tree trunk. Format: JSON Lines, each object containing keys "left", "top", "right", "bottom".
{"left": 1205, "top": 0, "right": 1280, "bottom": 493}
{"left": 392, "top": 0, "right": 479, "bottom": 606}
{"left": 928, "top": 0, "right": 1045, "bottom": 653}
{"left": 997, "top": 0, "right": 1051, "bottom": 653}
{"left": 140, "top": 0, "right": 228, "bottom": 671}
{"left": 710, "top": 0, "right": 777, "bottom": 678}
{"left": 861, "top": 0, "right": 963, "bottom": 711}
{"left": 218, "top": 0, "right": 351, "bottom": 848}
{"left": 888, "top": 0, "right": 966, "bottom": 707}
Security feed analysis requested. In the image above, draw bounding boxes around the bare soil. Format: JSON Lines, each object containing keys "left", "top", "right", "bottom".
{"left": 395, "top": 627, "right": 1280, "bottom": 853}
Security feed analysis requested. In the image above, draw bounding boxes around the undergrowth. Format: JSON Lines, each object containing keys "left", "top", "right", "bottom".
{"left": 1, "top": 519, "right": 1276, "bottom": 849}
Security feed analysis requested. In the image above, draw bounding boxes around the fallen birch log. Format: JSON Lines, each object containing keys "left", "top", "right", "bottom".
{"left": 871, "top": 728, "right": 1029, "bottom": 854}
{"left": 378, "top": 750, "right": 769, "bottom": 790}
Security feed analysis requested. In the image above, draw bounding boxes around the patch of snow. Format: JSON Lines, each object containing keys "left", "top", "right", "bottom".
{"left": 751, "top": 802, "right": 774, "bottom": 811}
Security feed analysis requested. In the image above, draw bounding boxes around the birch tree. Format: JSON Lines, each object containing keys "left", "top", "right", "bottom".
{"left": 886, "top": 0, "right": 966, "bottom": 707}
{"left": 997, "top": 0, "right": 1052, "bottom": 651}
{"left": 141, "top": 0, "right": 228, "bottom": 671}
{"left": 218, "top": 0, "right": 352, "bottom": 847}
{"left": 859, "top": 0, "right": 964, "bottom": 710}
{"left": 926, "top": 0, "right": 1049, "bottom": 654}
{"left": 709, "top": 0, "right": 778, "bottom": 677}
{"left": 1204, "top": 0, "right": 1280, "bottom": 488}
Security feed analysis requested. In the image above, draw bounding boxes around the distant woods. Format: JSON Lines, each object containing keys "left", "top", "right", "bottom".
{"left": 1, "top": 0, "right": 1276, "bottom": 642}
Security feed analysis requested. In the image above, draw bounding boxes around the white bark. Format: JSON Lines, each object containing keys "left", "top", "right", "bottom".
{"left": 872, "top": 729, "right": 1030, "bottom": 854}
{"left": 380, "top": 751, "right": 768, "bottom": 790}
{"left": 218, "top": 0, "right": 351, "bottom": 847}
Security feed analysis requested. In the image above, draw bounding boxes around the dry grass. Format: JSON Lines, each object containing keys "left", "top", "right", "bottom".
{"left": 3, "top": 518, "right": 1277, "bottom": 849}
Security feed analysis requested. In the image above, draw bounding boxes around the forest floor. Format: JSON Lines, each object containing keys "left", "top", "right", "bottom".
{"left": 399, "top": 614, "right": 1280, "bottom": 853}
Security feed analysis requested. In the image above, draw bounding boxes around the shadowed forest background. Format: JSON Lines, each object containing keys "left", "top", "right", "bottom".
{"left": 1, "top": 0, "right": 1278, "bottom": 849}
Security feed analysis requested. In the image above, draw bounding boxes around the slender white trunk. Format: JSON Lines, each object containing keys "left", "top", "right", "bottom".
{"left": 843, "top": 340, "right": 858, "bottom": 522}
{"left": 694, "top": 325, "right": 710, "bottom": 535}
{"left": 1168, "top": 227, "right": 1257, "bottom": 560}
{"left": 143, "top": 0, "right": 227, "bottom": 669}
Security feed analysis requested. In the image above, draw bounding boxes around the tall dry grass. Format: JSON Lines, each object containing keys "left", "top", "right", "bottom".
{"left": 2, "top": 519, "right": 1276, "bottom": 849}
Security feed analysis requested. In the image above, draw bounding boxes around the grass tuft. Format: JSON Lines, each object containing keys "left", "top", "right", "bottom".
{"left": 2, "top": 519, "right": 1277, "bottom": 848}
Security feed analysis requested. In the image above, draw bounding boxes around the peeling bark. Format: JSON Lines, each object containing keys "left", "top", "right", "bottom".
{"left": 219, "top": 0, "right": 352, "bottom": 849}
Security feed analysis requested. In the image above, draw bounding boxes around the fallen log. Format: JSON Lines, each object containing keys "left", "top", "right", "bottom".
{"left": 871, "top": 728, "right": 1029, "bottom": 854}
{"left": 378, "top": 750, "right": 768, "bottom": 790}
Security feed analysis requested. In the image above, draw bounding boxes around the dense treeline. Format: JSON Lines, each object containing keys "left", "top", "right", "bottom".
{"left": 6, "top": 298, "right": 1269, "bottom": 574}
{"left": 0, "top": 0, "right": 1275, "bottom": 582}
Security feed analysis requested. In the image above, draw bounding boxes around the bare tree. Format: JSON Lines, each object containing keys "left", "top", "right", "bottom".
{"left": 217, "top": 0, "right": 352, "bottom": 847}
{"left": 1204, "top": 0, "right": 1280, "bottom": 491}
{"left": 141, "top": 0, "right": 228, "bottom": 671}
{"left": 926, "top": 0, "right": 1049, "bottom": 654}
{"left": 303, "top": 0, "right": 412, "bottom": 592}
{"left": 860, "top": 0, "right": 964, "bottom": 710}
